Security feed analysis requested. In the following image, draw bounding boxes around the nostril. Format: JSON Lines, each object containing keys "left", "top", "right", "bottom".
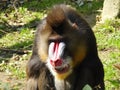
{"left": 50, "top": 59, "right": 62, "bottom": 66}
{"left": 55, "top": 59, "right": 62, "bottom": 66}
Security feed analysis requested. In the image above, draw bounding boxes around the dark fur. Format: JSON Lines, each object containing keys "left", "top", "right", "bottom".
{"left": 26, "top": 4, "right": 104, "bottom": 90}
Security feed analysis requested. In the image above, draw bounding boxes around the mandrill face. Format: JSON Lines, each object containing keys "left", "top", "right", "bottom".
{"left": 47, "top": 41, "right": 73, "bottom": 80}
{"left": 36, "top": 17, "right": 87, "bottom": 80}
{"left": 36, "top": 23, "right": 87, "bottom": 80}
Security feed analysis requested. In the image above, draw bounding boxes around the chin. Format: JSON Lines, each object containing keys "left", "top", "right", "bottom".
{"left": 46, "top": 58, "right": 73, "bottom": 80}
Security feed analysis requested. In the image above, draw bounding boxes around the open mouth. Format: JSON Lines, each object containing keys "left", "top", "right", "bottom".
{"left": 54, "top": 64, "right": 69, "bottom": 74}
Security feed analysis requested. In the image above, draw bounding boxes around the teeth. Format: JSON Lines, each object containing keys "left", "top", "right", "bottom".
{"left": 55, "top": 67, "right": 63, "bottom": 71}
{"left": 55, "top": 64, "right": 68, "bottom": 70}
{"left": 55, "top": 66, "right": 63, "bottom": 69}
{"left": 59, "top": 68, "right": 63, "bottom": 71}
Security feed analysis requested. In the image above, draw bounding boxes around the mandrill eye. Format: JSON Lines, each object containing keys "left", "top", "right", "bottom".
{"left": 48, "top": 34, "right": 67, "bottom": 43}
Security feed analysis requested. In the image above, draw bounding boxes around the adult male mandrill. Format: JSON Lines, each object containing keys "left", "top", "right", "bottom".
{"left": 26, "top": 4, "right": 105, "bottom": 90}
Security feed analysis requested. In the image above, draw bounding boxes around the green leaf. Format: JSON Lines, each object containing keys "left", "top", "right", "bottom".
{"left": 82, "top": 84, "right": 92, "bottom": 90}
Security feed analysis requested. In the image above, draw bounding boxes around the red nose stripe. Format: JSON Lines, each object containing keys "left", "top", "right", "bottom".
{"left": 50, "top": 42, "right": 63, "bottom": 66}
{"left": 53, "top": 42, "right": 59, "bottom": 59}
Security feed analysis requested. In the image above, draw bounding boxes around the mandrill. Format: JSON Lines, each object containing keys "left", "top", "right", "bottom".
{"left": 26, "top": 4, "right": 105, "bottom": 90}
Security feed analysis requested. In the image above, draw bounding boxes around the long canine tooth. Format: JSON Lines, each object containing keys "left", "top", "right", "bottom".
{"left": 57, "top": 42, "right": 65, "bottom": 58}
{"left": 49, "top": 42, "right": 55, "bottom": 59}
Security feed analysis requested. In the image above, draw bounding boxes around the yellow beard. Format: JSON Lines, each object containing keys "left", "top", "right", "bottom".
{"left": 55, "top": 69, "right": 72, "bottom": 80}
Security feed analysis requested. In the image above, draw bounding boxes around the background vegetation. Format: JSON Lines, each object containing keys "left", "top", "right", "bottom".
{"left": 0, "top": 0, "right": 120, "bottom": 90}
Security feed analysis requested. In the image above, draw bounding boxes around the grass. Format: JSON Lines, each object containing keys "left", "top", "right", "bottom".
{"left": 95, "top": 19, "right": 120, "bottom": 50}
{"left": 0, "top": 0, "right": 120, "bottom": 90}
{"left": 94, "top": 19, "right": 120, "bottom": 90}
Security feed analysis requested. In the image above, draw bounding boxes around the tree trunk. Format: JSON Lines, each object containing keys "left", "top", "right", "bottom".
{"left": 102, "top": 0, "right": 120, "bottom": 22}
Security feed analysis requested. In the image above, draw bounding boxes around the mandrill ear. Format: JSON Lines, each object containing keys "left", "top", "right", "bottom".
{"left": 72, "top": 23, "right": 78, "bottom": 29}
